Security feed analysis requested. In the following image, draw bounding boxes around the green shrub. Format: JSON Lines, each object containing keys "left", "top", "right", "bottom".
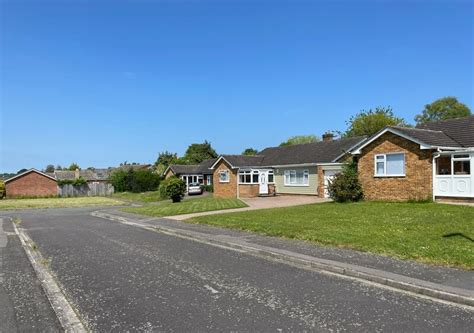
{"left": 327, "top": 161, "right": 363, "bottom": 203}
{"left": 202, "top": 184, "right": 213, "bottom": 192}
{"left": 57, "top": 177, "right": 87, "bottom": 186}
{"left": 159, "top": 176, "right": 186, "bottom": 203}
{"left": 109, "top": 169, "right": 161, "bottom": 193}
{"left": 0, "top": 180, "right": 5, "bottom": 199}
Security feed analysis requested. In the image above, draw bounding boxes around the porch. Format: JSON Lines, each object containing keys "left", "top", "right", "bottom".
{"left": 434, "top": 151, "right": 474, "bottom": 199}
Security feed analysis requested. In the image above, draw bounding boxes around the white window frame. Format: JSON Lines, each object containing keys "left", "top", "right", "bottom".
{"left": 219, "top": 170, "right": 230, "bottom": 183}
{"left": 374, "top": 152, "right": 406, "bottom": 177}
{"left": 206, "top": 175, "right": 212, "bottom": 185}
{"left": 238, "top": 169, "right": 260, "bottom": 184}
{"left": 452, "top": 154, "right": 471, "bottom": 176}
{"left": 268, "top": 170, "right": 275, "bottom": 184}
{"left": 283, "top": 169, "right": 309, "bottom": 186}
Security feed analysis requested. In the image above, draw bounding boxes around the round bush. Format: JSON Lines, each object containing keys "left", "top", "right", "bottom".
{"left": 327, "top": 162, "right": 363, "bottom": 203}
{"left": 159, "top": 177, "right": 186, "bottom": 203}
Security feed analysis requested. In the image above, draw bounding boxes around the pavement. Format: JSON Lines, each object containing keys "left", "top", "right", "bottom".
{"left": 0, "top": 217, "right": 62, "bottom": 332}
{"left": 1, "top": 206, "right": 473, "bottom": 332}
{"left": 168, "top": 195, "right": 329, "bottom": 220}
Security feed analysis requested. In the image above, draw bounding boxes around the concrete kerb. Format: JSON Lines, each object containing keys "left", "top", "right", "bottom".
{"left": 92, "top": 210, "right": 474, "bottom": 309}
{"left": 11, "top": 219, "right": 87, "bottom": 332}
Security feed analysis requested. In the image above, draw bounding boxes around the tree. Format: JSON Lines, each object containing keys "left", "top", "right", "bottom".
{"left": 280, "top": 135, "right": 320, "bottom": 147}
{"left": 0, "top": 180, "right": 5, "bottom": 199}
{"left": 242, "top": 148, "right": 258, "bottom": 156}
{"left": 17, "top": 169, "right": 28, "bottom": 174}
{"left": 68, "top": 163, "right": 80, "bottom": 171}
{"left": 327, "top": 161, "right": 363, "bottom": 202}
{"left": 44, "top": 165, "right": 55, "bottom": 173}
{"left": 154, "top": 151, "right": 178, "bottom": 174}
{"left": 344, "top": 107, "right": 408, "bottom": 137}
{"left": 183, "top": 141, "right": 218, "bottom": 164}
{"left": 415, "top": 97, "right": 471, "bottom": 124}
{"left": 55, "top": 165, "right": 63, "bottom": 170}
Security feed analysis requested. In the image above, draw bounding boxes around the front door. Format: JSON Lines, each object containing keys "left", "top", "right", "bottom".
{"left": 323, "top": 170, "right": 337, "bottom": 198}
{"left": 259, "top": 172, "right": 268, "bottom": 194}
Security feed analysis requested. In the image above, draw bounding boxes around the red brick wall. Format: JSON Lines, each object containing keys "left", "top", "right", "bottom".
{"left": 358, "top": 132, "right": 433, "bottom": 201}
{"left": 6, "top": 172, "right": 57, "bottom": 198}
{"left": 213, "top": 161, "right": 238, "bottom": 198}
{"left": 239, "top": 184, "right": 259, "bottom": 198}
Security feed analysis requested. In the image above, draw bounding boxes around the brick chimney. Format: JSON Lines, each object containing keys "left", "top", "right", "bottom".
{"left": 322, "top": 132, "right": 334, "bottom": 142}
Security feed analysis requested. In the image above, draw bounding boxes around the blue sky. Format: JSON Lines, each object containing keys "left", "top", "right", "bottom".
{"left": 1, "top": 0, "right": 472, "bottom": 172}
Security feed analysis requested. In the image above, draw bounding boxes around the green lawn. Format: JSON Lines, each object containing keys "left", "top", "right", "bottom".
{"left": 123, "top": 197, "right": 247, "bottom": 217}
{"left": 0, "top": 197, "right": 123, "bottom": 210}
{"left": 113, "top": 191, "right": 163, "bottom": 203}
{"left": 188, "top": 202, "right": 474, "bottom": 269}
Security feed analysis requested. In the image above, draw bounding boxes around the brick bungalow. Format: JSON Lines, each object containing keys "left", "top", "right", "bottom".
{"left": 164, "top": 158, "right": 216, "bottom": 189}
{"left": 4, "top": 169, "right": 57, "bottom": 198}
{"left": 350, "top": 115, "right": 474, "bottom": 201}
{"left": 209, "top": 135, "right": 366, "bottom": 198}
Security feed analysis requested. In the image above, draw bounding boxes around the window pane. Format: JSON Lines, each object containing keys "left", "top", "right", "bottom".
{"left": 268, "top": 174, "right": 274, "bottom": 183}
{"left": 454, "top": 160, "right": 470, "bottom": 175}
{"left": 245, "top": 174, "right": 251, "bottom": 183}
{"left": 376, "top": 162, "right": 384, "bottom": 175}
{"left": 386, "top": 154, "right": 404, "bottom": 175}
{"left": 239, "top": 174, "right": 244, "bottom": 183}
{"left": 252, "top": 174, "right": 259, "bottom": 183}
{"left": 436, "top": 156, "right": 451, "bottom": 175}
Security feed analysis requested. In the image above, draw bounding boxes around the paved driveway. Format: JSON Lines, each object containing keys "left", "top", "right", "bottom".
{"left": 169, "top": 195, "right": 328, "bottom": 220}
{"left": 2, "top": 207, "right": 473, "bottom": 332}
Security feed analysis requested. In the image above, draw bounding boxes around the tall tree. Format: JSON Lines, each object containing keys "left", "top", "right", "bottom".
{"left": 344, "top": 107, "right": 408, "bottom": 137}
{"left": 242, "top": 148, "right": 258, "bottom": 156}
{"left": 183, "top": 141, "right": 218, "bottom": 164}
{"left": 44, "top": 164, "right": 55, "bottom": 173}
{"left": 154, "top": 151, "right": 178, "bottom": 174}
{"left": 415, "top": 97, "right": 471, "bottom": 124}
{"left": 280, "top": 135, "right": 320, "bottom": 147}
{"left": 68, "top": 163, "right": 80, "bottom": 171}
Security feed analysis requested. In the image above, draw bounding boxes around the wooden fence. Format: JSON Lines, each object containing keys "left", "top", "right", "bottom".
{"left": 58, "top": 183, "right": 114, "bottom": 197}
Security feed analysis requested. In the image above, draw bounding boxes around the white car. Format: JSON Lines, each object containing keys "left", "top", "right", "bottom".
{"left": 188, "top": 183, "right": 203, "bottom": 195}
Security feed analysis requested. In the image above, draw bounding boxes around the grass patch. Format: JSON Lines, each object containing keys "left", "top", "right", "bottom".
{"left": 0, "top": 197, "right": 123, "bottom": 210}
{"left": 123, "top": 197, "right": 247, "bottom": 217}
{"left": 112, "top": 191, "right": 163, "bottom": 203}
{"left": 188, "top": 201, "right": 474, "bottom": 269}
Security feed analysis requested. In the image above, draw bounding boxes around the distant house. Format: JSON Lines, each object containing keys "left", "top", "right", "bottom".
{"left": 350, "top": 115, "right": 474, "bottom": 201}
{"left": 210, "top": 135, "right": 366, "bottom": 198}
{"left": 4, "top": 169, "right": 57, "bottom": 198}
{"left": 54, "top": 169, "right": 111, "bottom": 184}
{"left": 164, "top": 159, "right": 216, "bottom": 188}
{"left": 4, "top": 168, "right": 114, "bottom": 198}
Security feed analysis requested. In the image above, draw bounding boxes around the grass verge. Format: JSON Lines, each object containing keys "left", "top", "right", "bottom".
{"left": 113, "top": 191, "right": 163, "bottom": 203}
{"left": 0, "top": 197, "right": 123, "bottom": 210}
{"left": 123, "top": 196, "right": 247, "bottom": 217}
{"left": 188, "top": 201, "right": 474, "bottom": 269}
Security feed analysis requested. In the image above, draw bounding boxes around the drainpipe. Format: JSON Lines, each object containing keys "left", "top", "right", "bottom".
{"left": 236, "top": 168, "right": 240, "bottom": 199}
{"left": 432, "top": 149, "right": 441, "bottom": 202}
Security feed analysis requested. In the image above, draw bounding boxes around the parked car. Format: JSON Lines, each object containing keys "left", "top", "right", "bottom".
{"left": 188, "top": 183, "right": 203, "bottom": 195}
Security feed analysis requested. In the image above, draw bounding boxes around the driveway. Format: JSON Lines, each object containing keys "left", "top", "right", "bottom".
{"left": 1, "top": 207, "right": 472, "bottom": 331}
{"left": 168, "top": 195, "right": 328, "bottom": 220}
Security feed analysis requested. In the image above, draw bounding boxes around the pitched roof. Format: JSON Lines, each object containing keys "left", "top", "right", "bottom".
{"left": 210, "top": 137, "right": 367, "bottom": 169}
{"left": 416, "top": 115, "right": 474, "bottom": 147}
{"left": 168, "top": 158, "right": 217, "bottom": 175}
{"left": 258, "top": 136, "right": 367, "bottom": 165}
{"left": 390, "top": 127, "right": 462, "bottom": 147}
{"left": 4, "top": 169, "right": 57, "bottom": 183}
{"left": 54, "top": 169, "right": 111, "bottom": 181}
